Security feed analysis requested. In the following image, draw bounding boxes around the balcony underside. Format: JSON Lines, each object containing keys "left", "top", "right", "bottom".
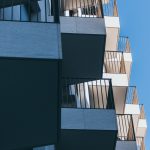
{"left": 0, "top": 58, "right": 59, "bottom": 150}
{"left": 59, "top": 129, "right": 117, "bottom": 150}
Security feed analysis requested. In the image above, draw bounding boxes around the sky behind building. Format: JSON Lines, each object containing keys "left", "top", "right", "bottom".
{"left": 117, "top": 0, "right": 150, "bottom": 148}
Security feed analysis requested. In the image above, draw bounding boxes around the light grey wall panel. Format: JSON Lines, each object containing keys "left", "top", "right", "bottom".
{"left": 0, "top": 21, "right": 62, "bottom": 59}
{"left": 60, "top": 17, "right": 106, "bottom": 35}
{"left": 116, "top": 141, "right": 137, "bottom": 150}
{"left": 61, "top": 108, "right": 117, "bottom": 131}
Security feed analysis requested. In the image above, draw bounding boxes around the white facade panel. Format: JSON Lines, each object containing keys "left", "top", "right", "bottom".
{"left": 123, "top": 53, "right": 132, "bottom": 62}
{"left": 103, "top": 73, "right": 129, "bottom": 86}
{"left": 104, "top": 16, "right": 120, "bottom": 28}
{"left": 136, "top": 123, "right": 147, "bottom": 137}
{"left": 138, "top": 119, "right": 147, "bottom": 128}
{"left": 124, "top": 104, "right": 140, "bottom": 115}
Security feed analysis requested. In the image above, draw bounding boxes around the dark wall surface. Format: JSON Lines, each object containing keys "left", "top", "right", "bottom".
{"left": 61, "top": 33, "right": 106, "bottom": 79}
{"left": 0, "top": 57, "right": 59, "bottom": 150}
{"left": 59, "top": 129, "right": 117, "bottom": 150}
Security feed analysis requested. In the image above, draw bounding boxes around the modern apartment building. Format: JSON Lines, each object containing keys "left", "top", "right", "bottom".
{"left": 0, "top": 0, "right": 147, "bottom": 150}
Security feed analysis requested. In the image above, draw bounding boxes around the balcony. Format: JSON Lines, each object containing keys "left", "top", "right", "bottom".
{"left": 111, "top": 86, "right": 140, "bottom": 116}
{"left": 117, "top": 114, "right": 135, "bottom": 141}
{"left": 118, "top": 36, "right": 132, "bottom": 79}
{"left": 60, "top": 0, "right": 106, "bottom": 78}
{"left": 136, "top": 105, "right": 147, "bottom": 137}
{"left": 103, "top": 36, "right": 132, "bottom": 81}
{"left": 116, "top": 114, "right": 137, "bottom": 150}
{"left": 106, "top": 35, "right": 132, "bottom": 52}
{"left": 115, "top": 87, "right": 146, "bottom": 136}
{"left": 124, "top": 86, "right": 140, "bottom": 114}
{"left": 104, "top": 51, "right": 126, "bottom": 74}
{"left": 103, "top": 51, "right": 129, "bottom": 86}
{"left": 136, "top": 137, "right": 146, "bottom": 150}
{"left": 60, "top": 78, "right": 117, "bottom": 150}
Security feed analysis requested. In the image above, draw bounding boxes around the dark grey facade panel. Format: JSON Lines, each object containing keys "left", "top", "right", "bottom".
{"left": 59, "top": 129, "right": 117, "bottom": 150}
{"left": 61, "top": 33, "right": 106, "bottom": 79}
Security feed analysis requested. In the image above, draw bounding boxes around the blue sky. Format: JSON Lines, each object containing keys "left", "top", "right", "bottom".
{"left": 117, "top": 0, "right": 150, "bottom": 148}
